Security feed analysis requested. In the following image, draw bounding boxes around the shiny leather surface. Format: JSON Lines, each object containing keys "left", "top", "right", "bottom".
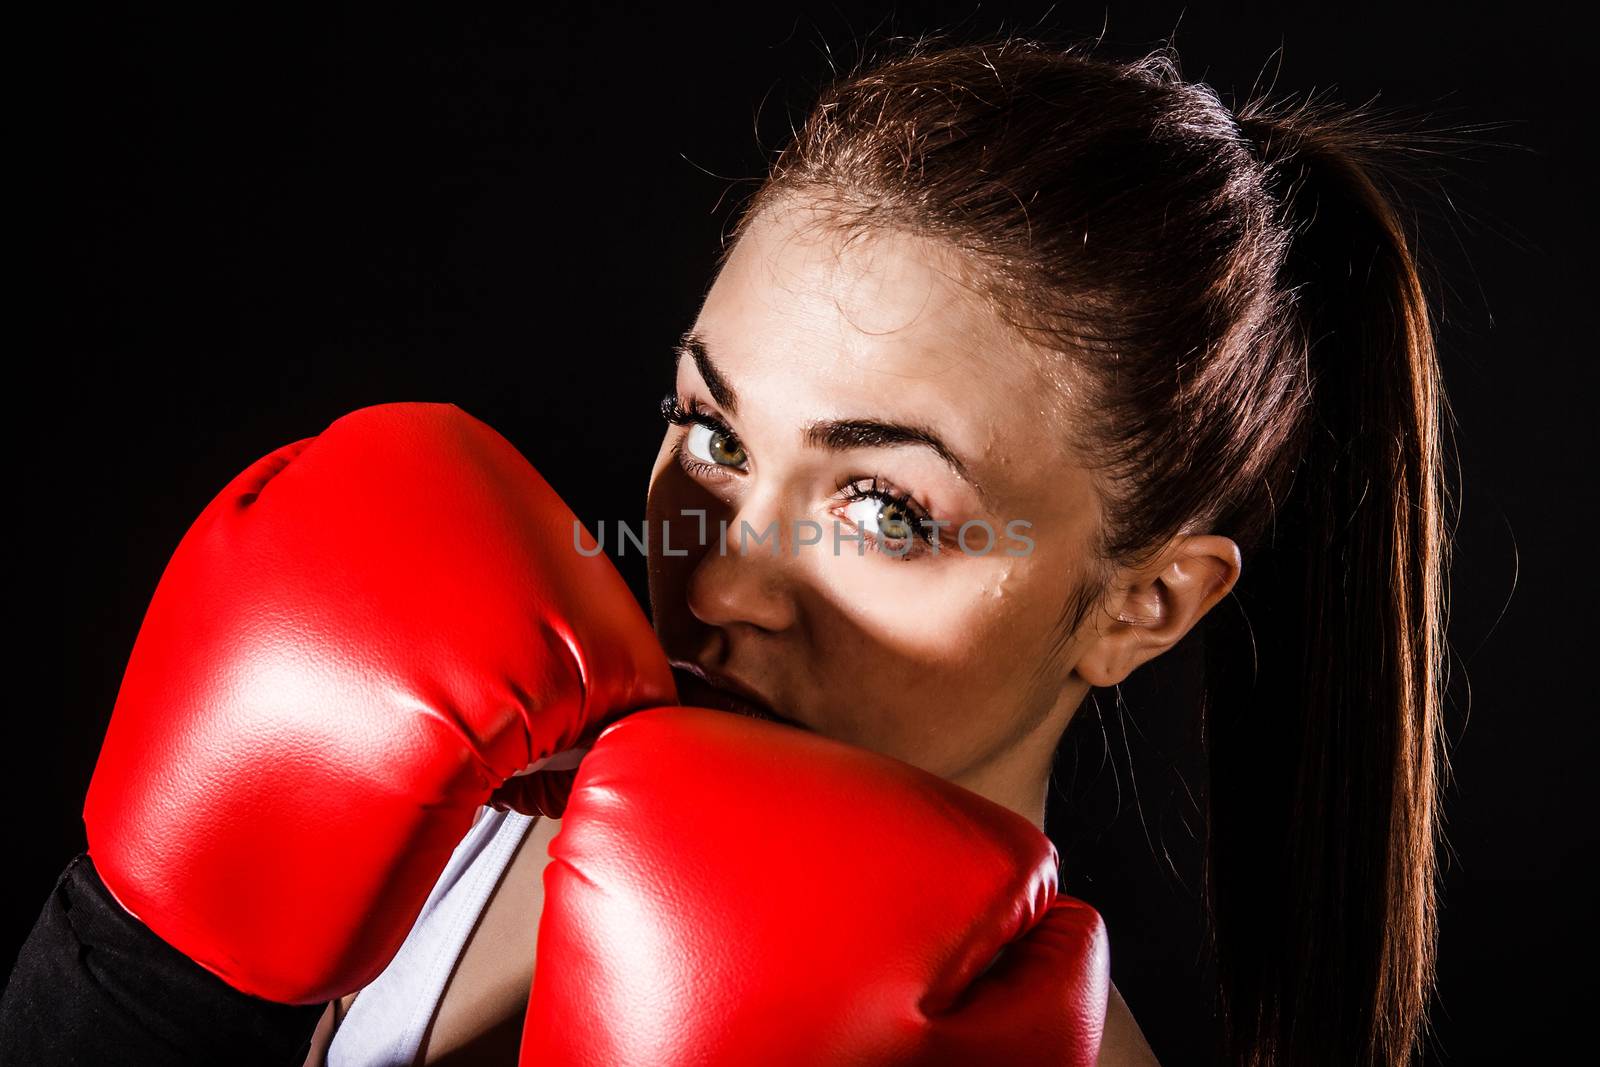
{"left": 523, "top": 706, "right": 1110, "bottom": 1065}
{"left": 83, "top": 402, "right": 676, "bottom": 1003}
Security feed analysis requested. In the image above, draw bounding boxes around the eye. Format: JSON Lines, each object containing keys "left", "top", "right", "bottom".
{"left": 684, "top": 421, "right": 747, "bottom": 470}
{"left": 837, "top": 476, "right": 939, "bottom": 560}
{"left": 661, "top": 392, "right": 747, "bottom": 475}
{"left": 841, "top": 495, "right": 914, "bottom": 541}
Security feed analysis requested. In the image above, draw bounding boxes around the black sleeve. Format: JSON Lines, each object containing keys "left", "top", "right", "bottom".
{"left": 0, "top": 852, "right": 327, "bottom": 1067}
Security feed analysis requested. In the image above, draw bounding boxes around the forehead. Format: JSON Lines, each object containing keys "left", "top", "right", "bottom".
{"left": 696, "top": 199, "right": 1078, "bottom": 479}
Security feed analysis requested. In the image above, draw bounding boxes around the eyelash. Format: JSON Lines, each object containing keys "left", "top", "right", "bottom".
{"left": 659, "top": 391, "right": 941, "bottom": 556}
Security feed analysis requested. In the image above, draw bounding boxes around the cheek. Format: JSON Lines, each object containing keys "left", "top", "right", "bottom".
{"left": 818, "top": 536, "right": 1086, "bottom": 759}
{"left": 807, "top": 557, "right": 1041, "bottom": 739}
{"left": 810, "top": 552, "right": 1026, "bottom": 668}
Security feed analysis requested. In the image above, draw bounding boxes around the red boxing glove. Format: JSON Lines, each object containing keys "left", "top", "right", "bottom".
{"left": 82, "top": 402, "right": 677, "bottom": 1004}
{"left": 523, "top": 707, "right": 1110, "bottom": 1066}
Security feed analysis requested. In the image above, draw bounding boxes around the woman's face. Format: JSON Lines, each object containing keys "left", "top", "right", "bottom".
{"left": 644, "top": 195, "right": 1112, "bottom": 820}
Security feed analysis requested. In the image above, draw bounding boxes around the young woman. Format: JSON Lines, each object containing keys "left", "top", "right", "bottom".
{"left": 0, "top": 33, "right": 1452, "bottom": 1067}
{"left": 307, "top": 33, "right": 1453, "bottom": 1067}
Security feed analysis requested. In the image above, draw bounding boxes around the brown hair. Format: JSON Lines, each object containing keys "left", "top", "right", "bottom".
{"left": 727, "top": 33, "right": 1459, "bottom": 1066}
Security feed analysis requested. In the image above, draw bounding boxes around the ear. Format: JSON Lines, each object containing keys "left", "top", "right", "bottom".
{"left": 1073, "top": 534, "right": 1242, "bottom": 689}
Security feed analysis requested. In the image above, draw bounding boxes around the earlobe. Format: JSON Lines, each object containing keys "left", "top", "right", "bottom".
{"left": 1070, "top": 595, "right": 1155, "bottom": 689}
{"left": 1072, "top": 641, "right": 1133, "bottom": 689}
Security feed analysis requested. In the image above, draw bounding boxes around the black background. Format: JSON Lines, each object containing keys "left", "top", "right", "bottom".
{"left": 16, "top": 3, "right": 1589, "bottom": 1063}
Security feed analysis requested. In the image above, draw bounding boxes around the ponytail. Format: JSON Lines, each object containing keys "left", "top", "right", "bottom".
{"left": 1202, "top": 102, "right": 1451, "bottom": 1065}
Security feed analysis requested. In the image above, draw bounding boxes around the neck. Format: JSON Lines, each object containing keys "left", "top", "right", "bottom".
{"left": 951, "top": 748, "right": 1053, "bottom": 831}
{"left": 950, "top": 683, "right": 1088, "bottom": 831}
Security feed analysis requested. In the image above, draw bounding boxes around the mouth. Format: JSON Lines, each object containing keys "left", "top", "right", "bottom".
{"left": 669, "top": 661, "right": 807, "bottom": 732}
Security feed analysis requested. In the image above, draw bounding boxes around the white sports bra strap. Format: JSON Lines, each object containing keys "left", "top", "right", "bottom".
{"left": 328, "top": 807, "right": 536, "bottom": 1067}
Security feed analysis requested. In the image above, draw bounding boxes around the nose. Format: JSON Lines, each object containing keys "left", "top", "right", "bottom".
{"left": 682, "top": 493, "right": 801, "bottom": 635}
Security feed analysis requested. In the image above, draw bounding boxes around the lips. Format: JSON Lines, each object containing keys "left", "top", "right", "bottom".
{"left": 669, "top": 661, "right": 804, "bottom": 731}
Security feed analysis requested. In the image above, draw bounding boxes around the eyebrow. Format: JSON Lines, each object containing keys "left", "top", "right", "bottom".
{"left": 672, "top": 330, "right": 989, "bottom": 501}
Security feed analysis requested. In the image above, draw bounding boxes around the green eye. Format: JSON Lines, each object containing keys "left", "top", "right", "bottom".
{"left": 686, "top": 422, "right": 747, "bottom": 469}
{"left": 838, "top": 476, "right": 938, "bottom": 558}
{"left": 877, "top": 500, "right": 914, "bottom": 540}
